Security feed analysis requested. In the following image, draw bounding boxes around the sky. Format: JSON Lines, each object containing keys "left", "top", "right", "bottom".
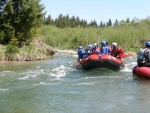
{"left": 40, "top": 0, "right": 150, "bottom": 24}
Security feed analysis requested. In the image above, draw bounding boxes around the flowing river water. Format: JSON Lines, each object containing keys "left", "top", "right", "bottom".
{"left": 0, "top": 52, "right": 150, "bottom": 113}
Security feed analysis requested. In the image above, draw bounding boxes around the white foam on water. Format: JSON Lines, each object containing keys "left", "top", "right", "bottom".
{"left": 49, "top": 65, "right": 66, "bottom": 78}
{"left": 18, "top": 75, "right": 29, "bottom": 80}
{"left": 34, "top": 82, "right": 49, "bottom": 86}
{"left": 0, "top": 88, "right": 9, "bottom": 92}
{"left": 18, "top": 69, "right": 44, "bottom": 80}
{"left": 131, "top": 62, "right": 137, "bottom": 65}
{"left": 121, "top": 61, "right": 137, "bottom": 72}
{"left": 18, "top": 73, "right": 39, "bottom": 80}
{"left": 121, "top": 67, "right": 132, "bottom": 72}
{"left": 0, "top": 71, "right": 14, "bottom": 77}
{"left": 33, "top": 82, "right": 61, "bottom": 86}
{"left": 76, "top": 82, "right": 94, "bottom": 85}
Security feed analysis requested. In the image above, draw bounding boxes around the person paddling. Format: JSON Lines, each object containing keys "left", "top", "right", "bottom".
{"left": 77, "top": 46, "right": 86, "bottom": 62}
{"left": 106, "top": 41, "right": 112, "bottom": 54}
{"left": 92, "top": 43, "right": 101, "bottom": 54}
{"left": 137, "top": 41, "right": 150, "bottom": 67}
{"left": 111, "top": 42, "right": 124, "bottom": 59}
{"left": 100, "top": 41, "right": 108, "bottom": 54}
{"left": 85, "top": 44, "right": 93, "bottom": 55}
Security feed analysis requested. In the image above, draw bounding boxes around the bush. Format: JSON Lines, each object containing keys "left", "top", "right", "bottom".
{"left": 5, "top": 38, "right": 19, "bottom": 55}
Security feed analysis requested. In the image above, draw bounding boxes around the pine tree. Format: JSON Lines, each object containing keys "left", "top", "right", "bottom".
{"left": 108, "top": 19, "right": 112, "bottom": 26}
{"left": 114, "top": 19, "right": 119, "bottom": 26}
{"left": 70, "top": 16, "right": 76, "bottom": 28}
{"left": 56, "top": 14, "right": 63, "bottom": 28}
{"left": 0, "top": 0, "right": 45, "bottom": 46}
{"left": 45, "top": 14, "right": 52, "bottom": 25}
{"left": 89, "top": 20, "right": 97, "bottom": 27}
{"left": 80, "top": 19, "right": 87, "bottom": 28}
{"left": 100, "top": 20, "right": 105, "bottom": 28}
{"left": 63, "top": 14, "right": 69, "bottom": 27}
{"left": 1, "top": 0, "right": 14, "bottom": 44}
{"left": 76, "top": 16, "right": 80, "bottom": 27}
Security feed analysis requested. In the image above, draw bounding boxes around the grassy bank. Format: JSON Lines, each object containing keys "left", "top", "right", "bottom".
{"left": 0, "top": 39, "right": 54, "bottom": 61}
{"left": 37, "top": 20, "right": 150, "bottom": 52}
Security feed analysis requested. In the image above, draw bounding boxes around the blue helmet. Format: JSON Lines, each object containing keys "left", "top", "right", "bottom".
{"left": 146, "top": 41, "right": 150, "bottom": 47}
{"left": 101, "top": 41, "right": 106, "bottom": 46}
{"left": 88, "top": 44, "right": 92, "bottom": 49}
{"left": 78, "top": 46, "right": 83, "bottom": 49}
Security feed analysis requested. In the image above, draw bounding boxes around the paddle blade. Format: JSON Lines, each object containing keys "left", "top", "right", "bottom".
{"left": 76, "top": 61, "right": 81, "bottom": 68}
{"left": 76, "top": 61, "right": 79, "bottom": 65}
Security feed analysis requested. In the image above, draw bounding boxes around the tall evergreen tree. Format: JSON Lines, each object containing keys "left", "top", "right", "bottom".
{"left": 45, "top": 14, "right": 52, "bottom": 25}
{"left": 70, "top": 16, "right": 76, "bottom": 28}
{"left": 100, "top": 20, "right": 105, "bottom": 28}
{"left": 114, "top": 19, "right": 119, "bottom": 26}
{"left": 0, "top": 0, "right": 10, "bottom": 43}
{"left": 0, "top": 0, "right": 45, "bottom": 45}
{"left": 63, "top": 14, "right": 70, "bottom": 27}
{"left": 56, "top": 14, "right": 63, "bottom": 28}
{"left": 76, "top": 16, "right": 80, "bottom": 27}
{"left": 80, "top": 19, "right": 87, "bottom": 28}
{"left": 89, "top": 20, "right": 97, "bottom": 27}
{"left": 108, "top": 19, "right": 112, "bottom": 26}
{"left": 1, "top": 0, "right": 15, "bottom": 44}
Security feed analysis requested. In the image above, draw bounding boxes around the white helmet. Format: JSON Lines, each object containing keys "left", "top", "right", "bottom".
{"left": 112, "top": 42, "right": 117, "bottom": 47}
{"left": 94, "top": 43, "right": 97, "bottom": 46}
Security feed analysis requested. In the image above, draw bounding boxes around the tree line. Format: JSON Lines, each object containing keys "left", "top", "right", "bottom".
{"left": 43, "top": 14, "right": 138, "bottom": 29}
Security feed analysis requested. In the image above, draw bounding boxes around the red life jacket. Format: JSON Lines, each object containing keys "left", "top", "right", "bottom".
{"left": 92, "top": 48, "right": 100, "bottom": 54}
{"left": 111, "top": 47, "right": 124, "bottom": 58}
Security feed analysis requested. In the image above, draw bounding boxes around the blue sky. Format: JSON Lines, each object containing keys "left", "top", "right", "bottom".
{"left": 40, "top": 0, "right": 150, "bottom": 24}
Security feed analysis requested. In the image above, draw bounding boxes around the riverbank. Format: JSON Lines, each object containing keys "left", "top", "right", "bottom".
{"left": 0, "top": 39, "right": 55, "bottom": 61}
{"left": 0, "top": 40, "right": 137, "bottom": 61}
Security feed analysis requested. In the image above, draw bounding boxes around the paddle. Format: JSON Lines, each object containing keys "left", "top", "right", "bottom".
{"left": 98, "top": 29, "right": 102, "bottom": 47}
{"left": 86, "top": 36, "right": 88, "bottom": 46}
{"left": 76, "top": 61, "right": 80, "bottom": 66}
{"left": 76, "top": 61, "right": 82, "bottom": 69}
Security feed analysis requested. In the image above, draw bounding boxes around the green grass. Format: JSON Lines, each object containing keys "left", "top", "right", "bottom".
{"left": 37, "top": 20, "right": 150, "bottom": 52}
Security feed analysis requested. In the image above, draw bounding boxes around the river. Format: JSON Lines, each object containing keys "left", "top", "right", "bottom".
{"left": 0, "top": 52, "right": 150, "bottom": 113}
